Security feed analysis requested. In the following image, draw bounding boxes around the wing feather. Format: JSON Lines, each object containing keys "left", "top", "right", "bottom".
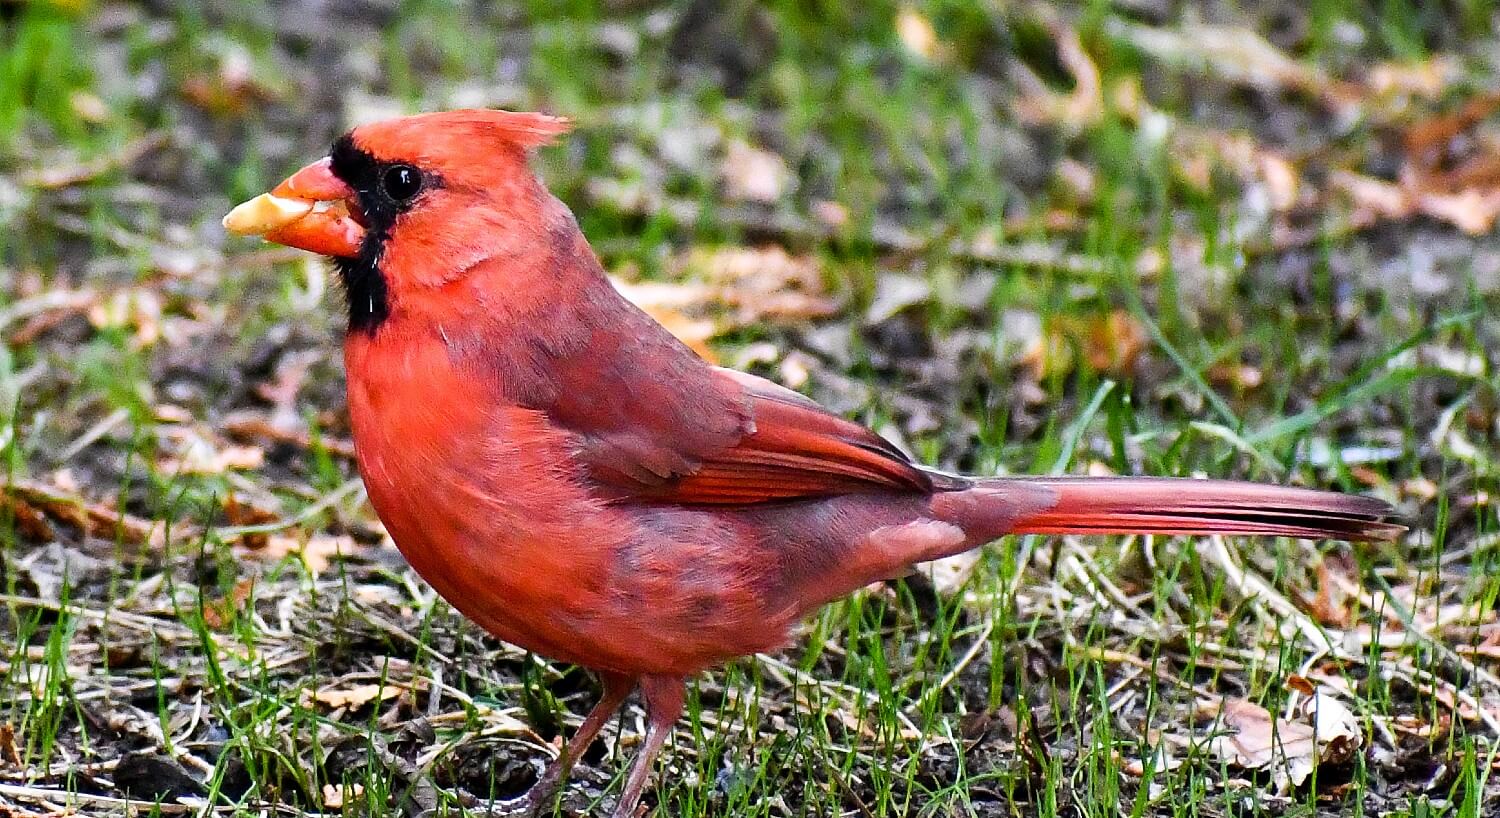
{"left": 582, "top": 368, "right": 948, "bottom": 505}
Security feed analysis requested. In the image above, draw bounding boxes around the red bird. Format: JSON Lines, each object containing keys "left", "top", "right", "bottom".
{"left": 224, "top": 109, "right": 1402, "bottom": 816}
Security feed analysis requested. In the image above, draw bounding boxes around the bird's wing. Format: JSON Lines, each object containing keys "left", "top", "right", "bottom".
{"left": 570, "top": 365, "right": 946, "bottom": 505}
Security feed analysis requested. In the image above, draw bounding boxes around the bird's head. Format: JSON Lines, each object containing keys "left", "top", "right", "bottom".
{"left": 223, "top": 109, "right": 572, "bottom": 332}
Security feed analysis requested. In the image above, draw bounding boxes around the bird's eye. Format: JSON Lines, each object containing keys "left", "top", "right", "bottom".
{"left": 382, "top": 164, "right": 422, "bottom": 202}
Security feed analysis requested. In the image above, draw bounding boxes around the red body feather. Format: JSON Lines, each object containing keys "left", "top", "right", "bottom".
{"left": 230, "top": 109, "right": 1402, "bottom": 817}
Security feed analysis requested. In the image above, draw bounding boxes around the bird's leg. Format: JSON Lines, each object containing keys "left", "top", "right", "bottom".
{"left": 501, "top": 671, "right": 636, "bottom": 815}
{"left": 610, "top": 674, "right": 685, "bottom": 818}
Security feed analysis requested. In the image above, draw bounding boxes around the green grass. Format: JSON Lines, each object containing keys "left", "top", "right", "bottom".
{"left": 2, "top": 1, "right": 1498, "bottom": 816}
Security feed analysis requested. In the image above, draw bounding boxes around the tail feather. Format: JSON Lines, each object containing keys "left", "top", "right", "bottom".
{"left": 937, "top": 476, "right": 1403, "bottom": 543}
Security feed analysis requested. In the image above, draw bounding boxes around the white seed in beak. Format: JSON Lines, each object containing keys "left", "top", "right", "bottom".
{"left": 222, "top": 193, "right": 316, "bottom": 236}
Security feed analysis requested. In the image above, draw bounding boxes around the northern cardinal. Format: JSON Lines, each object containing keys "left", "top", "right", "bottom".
{"left": 224, "top": 109, "right": 1402, "bottom": 816}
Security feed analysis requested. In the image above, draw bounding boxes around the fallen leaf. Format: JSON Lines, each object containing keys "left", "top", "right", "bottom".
{"left": 1080, "top": 310, "right": 1148, "bottom": 374}
{"left": 866, "top": 274, "right": 930, "bottom": 323}
{"left": 221, "top": 411, "right": 358, "bottom": 459}
{"left": 181, "top": 46, "right": 280, "bottom": 116}
{"left": 253, "top": 533, "right": 359, "bottom": 576}
{"left": 1415, "top": 188, "right": 1500, "bottom": 235}
{"left": 722, "top": 140, "right": 792, "bottom": 204}
{"left": 0, "top": 722, "right": 19, "bottom": 767}
{"left": 1330, "top": 171, "right": 1411, "bottom": 219}
{"left": 916, "top": 550, "right": 981, "bottom": 595}
{"left": 159, "top": 437, "right": 265, "bottom": 476}
{"left": 2, "top": 479, "right": 167, "bottom": 548}
{"left": 1366, "top": 57, "right": 1461, "bottom": 104}
{"left": 1015, "top": 19, "right": 1102, "bottom": 131}
{"left": 309, "top": 682, "right": 406, "bottom": 711}
{"left": 641, "top": 304, "right": 718, "bottom": 361}
{"left": 0, "top": 288, "right": 97, "bottom": 344}
{"left": 201, "top": 577, "right": 256, "bottom": 630}
{"left": 613, "top": 245, "right": 835, "bottom": 356}
{"left": 1299, "top": 691, "right": 1363, "bottom": 767}
{"left": 0, "top": 491, "right": 57, "bottom": 541}
{"left": 88, "top": 288, "right": 162, "bottom": 346}
{"left": 1403, "top": 93, "right": 1500, "bottom": 169}
{"left": 1111, "top": 21, "right": 1357, "bottom": 110}
{"left": 1019, "top": 310, "right": 1147, "bottom": 379}
{"left": 1205, "top": 697, "right": 1317, "bottom": 789}
{"left": 1308, "top": 554, "right": 1358, "bottom": 629}
{"left": 1202, "top": 689, "right": 1364, "bottom": 792}
{"left": 1208, "top": 362, "right": 1264, "bottom": 390}
{"left": 322, "top": 782, "right": 365, "bottom": 809}
{"left": 895, "top": 6, "right": 938, "bottom": 61}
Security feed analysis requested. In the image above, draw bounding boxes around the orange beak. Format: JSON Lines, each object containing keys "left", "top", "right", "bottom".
{"left": 222, "top": 157, "right": 366, "bottom": 258}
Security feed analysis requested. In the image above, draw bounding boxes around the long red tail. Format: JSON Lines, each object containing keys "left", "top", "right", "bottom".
{"left": 935, "top": 476, "right": 1403, "bottom": 542}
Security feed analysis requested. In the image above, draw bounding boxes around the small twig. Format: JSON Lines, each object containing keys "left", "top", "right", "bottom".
{"left": 0, "top": 289, "right": 98, "bottom": 334}
{"left": 0, "top": 781, "right": 327, "bottom": 816}
{"left": 211, "top": 476, "right": 364, "bottom": 539}
{"left": 906, "top": 619, "right": 993, "bottom": 718}
{"left": 2, "top": 477, "right": 176, "bottom": 549}
{"left": 56, "top": 407, "right": 131, "bottom": 463}
{"left": 1200, "top": 535, "right": 1343, "bottom": 657}
{"left": 20, "top": 132, "right": 170, "bottom": 189}
{"left": 0, "top": 593, "right": 194, "bottom": 639}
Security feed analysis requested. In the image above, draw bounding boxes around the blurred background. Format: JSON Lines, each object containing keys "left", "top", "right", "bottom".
{"left": 2, "top": 1, "right": 1498, "bottom": 816}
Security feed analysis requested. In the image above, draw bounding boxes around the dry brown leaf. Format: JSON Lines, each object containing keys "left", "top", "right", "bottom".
{"left": 1371, "top": 93, "right": 1500, "bottom": 234}
{"left": 1308, "top": 557, "right": 1355, "bottom": 629}
{"left": 1258, "top": 153, "right": 1301, "bottom": 212}
{"left": 0, "top": 288, "right": 97, "bottom": 345}
{"left": 221, "top": 410, "right": 358, "bottom": 460}
{"left": 202, "top": 577, "right": 256, "bottom": 630}
{"left": 1330, "top": 171, "right": 1411, "bottom": 219}
{"left": 613, "top": 245, "right": 835, "bottom": 358}
{"left": 1202, "top": 689, "right": 1363, "bottom": 792}
{"left": 610, "top": 279, "right": 719, "bottom": 361}
{"left": 895, "top": 6, "right": 939, "bottom": 61}
{"left": 722, "top": 141, "right": 792, "bottom": 204}
{"left": 1081, "top": 310, "right": 1147, "bottom": 374}
{"left": 88, "top": 289, "right": 162, "bottom": 346}
{"left": 0, "top": 722, "right": 19, "bottom": 767}
{"left": 1208, "top": 362, "right": 1264, "bottom": 390}
{"left": 916, "top": 551, "right": 982, "bottom": 595}
{"left": 1015, "top": 20, "right": 1102, "bottom": 131}
{"left": 1112, "top": 21, "right": 1357, "bottom": 109}
{"left": 308, "top": 682, "right": 406, "bottom": 711}
{"left": 1403, "top": 93, "right": 1500, "bottom": 168}
{"left": 159, "top": 439, "right": 265, "bottom": 476}
{"left": 0, "top": 492, "right": 57, "bottom": 541}
{"left": 642, "top": 304, "right": 718, "bottom": 362}
{"left": 1330, "top": 167, "right": 1500, "bottom": 236}
{"left": 1205, "top": 697, "right": 1317, "bottom": 786}
{"left": 1366, "top": 57, "right": 1461, "bottom": 104}
{"left": 322, "top": 783, "right": 364, "bottom": 809}
{"left": 1415, "top": 188, "right": 1500, "bottom": 235}
{"left": 1299, "top": 691, "right": 1363, "bottom": 767}
{"left": 695, "top": 246, "right": 834, "bottom": 321}
{"left": 1020, "top": 310, "right": 1147, "bottom": 379}
{"left": 2, "top": 478, "right": 167, "bottom": 548}
{"left": 181, "top": 48, "right": 280, "bottom": 116}
{"left": 222, "top": 494, "right": 281, "bottom": 550}
{"left": 254, "top": 533, "right": 358, "bottom": 576}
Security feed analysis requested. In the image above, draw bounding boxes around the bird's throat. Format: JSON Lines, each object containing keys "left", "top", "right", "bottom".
{"left": 331, "top": 246, "right": 391, "bottom": 334}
